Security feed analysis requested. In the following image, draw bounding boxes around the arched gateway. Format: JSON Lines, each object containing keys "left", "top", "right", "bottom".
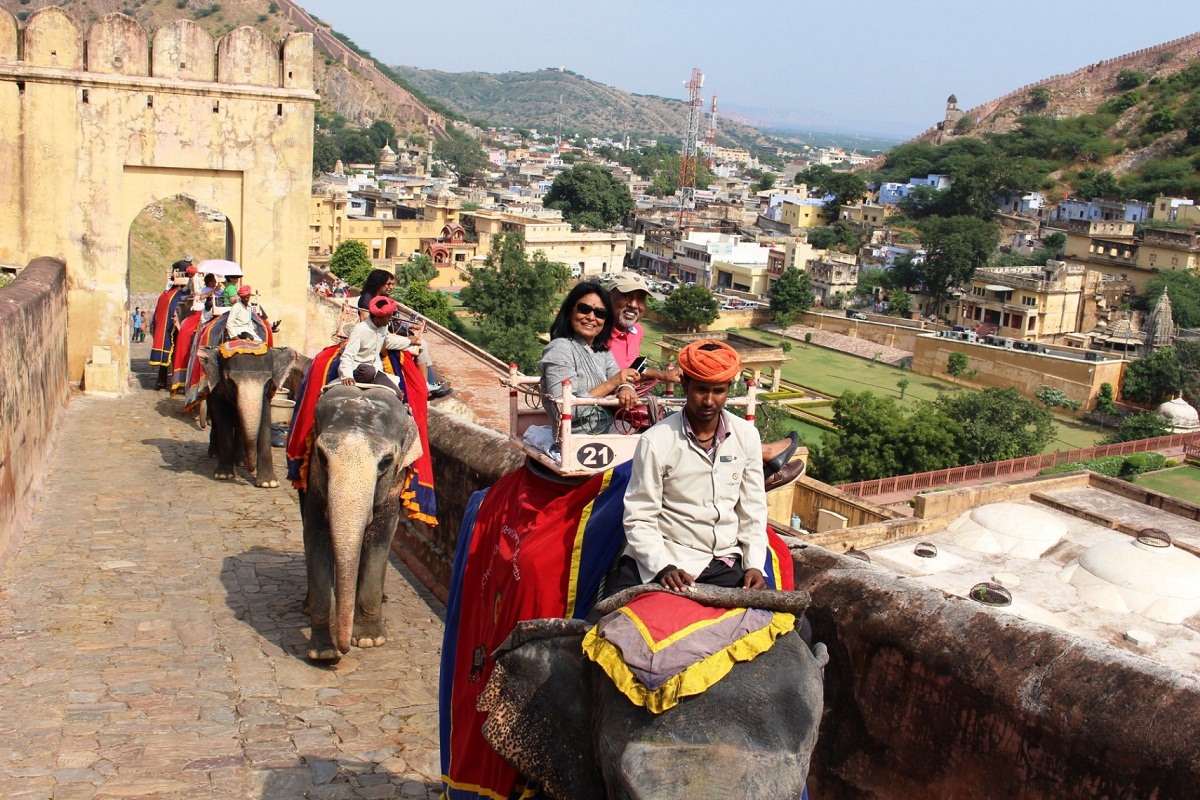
{"left": 0, "top": 8, "right": 316, "bottom": 389}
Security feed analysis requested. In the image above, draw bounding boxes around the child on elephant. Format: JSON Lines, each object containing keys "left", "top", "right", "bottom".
{"left": 338, "top": 295, "right": 423, "bottom": 402}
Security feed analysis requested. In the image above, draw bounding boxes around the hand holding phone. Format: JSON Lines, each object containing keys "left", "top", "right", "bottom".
{"left": 630, "top": 356, "right": 649, "bottom": 374}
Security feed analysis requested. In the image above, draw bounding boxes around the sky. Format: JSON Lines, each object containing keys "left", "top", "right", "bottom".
{"left": 297, "top": 0, "right": 1197, "bottom": 140}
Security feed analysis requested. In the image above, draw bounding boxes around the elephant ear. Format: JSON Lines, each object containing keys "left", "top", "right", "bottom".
{"left": 480, "top": 629, "right": 605, "bottom": 800}
{"left": 397, "top": 404, "right": 423, "bottom": 472}
{"left": 197, "top": 347, "right": 220, "bottom": 388}
{"left": 270, "top": 347, "right": 299, "bottom": 391}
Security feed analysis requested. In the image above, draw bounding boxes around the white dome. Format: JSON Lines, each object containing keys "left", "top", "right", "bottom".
{"left": 1155, "top": 397, "right": 1199, "bottom": 432}
{"left": 1059, "top": 533, "right": 1200, "bottom": 624}
{"left": 948, "top": 503, "right": 1068, "bottom": 559}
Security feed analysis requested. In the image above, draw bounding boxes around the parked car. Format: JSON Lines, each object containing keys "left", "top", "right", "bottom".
{"left": 846, "top": 309, "right": 867, "bottom": 320}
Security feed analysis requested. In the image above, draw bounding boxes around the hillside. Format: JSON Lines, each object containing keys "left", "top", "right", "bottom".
{"left": 0, "top": 0, "right": 443, "bottom": 133}
{"left": 390, "top": 65, "right": 771, "bottom": 150}
{"left": 866, "top": 30, "right": 1200, "bottom": 201}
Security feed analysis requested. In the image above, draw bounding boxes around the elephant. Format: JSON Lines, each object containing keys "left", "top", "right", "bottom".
{"left": 478, "top": 585, "right": 828, "bottom": 800}
{"left": 197, "top": 345, "right": 300, "bottom": 487}
{"left": 299, "top": 384, "right": 422, "bottom": 661}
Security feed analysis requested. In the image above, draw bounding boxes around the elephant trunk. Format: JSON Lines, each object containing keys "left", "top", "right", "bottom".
{"left": 324, "top": 440, "right": 377, "bottom": 654}
{"left": 236, "top": 378, "right": 267, "bottom": 475}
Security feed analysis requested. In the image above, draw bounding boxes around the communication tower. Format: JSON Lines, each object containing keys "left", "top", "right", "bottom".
{"left": 704, "top": 94, "right": 719, "bottom": 167}
{"left": 678, "top": 67, "right": 704, "bottom": 229}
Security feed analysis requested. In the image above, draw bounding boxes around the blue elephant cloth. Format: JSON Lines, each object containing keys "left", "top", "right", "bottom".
{"left": 148, "top": 286, "right": 187, "bottom": 367}
{"left": 440, "top": 461, "right": 632, "bottom": 800}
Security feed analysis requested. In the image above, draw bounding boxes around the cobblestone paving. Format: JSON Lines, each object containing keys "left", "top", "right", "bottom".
{"left": 0, "top": 347, "right": 446, "bottom": 799}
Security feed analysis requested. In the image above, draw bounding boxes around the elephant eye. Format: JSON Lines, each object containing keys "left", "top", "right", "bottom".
{"left": 378, "top": 453, "right": 395, "bottom": 472}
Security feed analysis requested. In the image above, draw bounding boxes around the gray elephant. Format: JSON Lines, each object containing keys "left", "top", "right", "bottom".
{"left": 299, "top": 384, "right": 422, "bottom": 661}
{"left": 478, "top": 585, "right": 828, "bottom": 800}
{"left": 197, "top": 345, "right": 299, "bottom": 487}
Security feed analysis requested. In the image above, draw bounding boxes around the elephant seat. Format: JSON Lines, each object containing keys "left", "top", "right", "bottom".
{"left": 580, "top": 585, "right": 809, "bottom": 714}
{"left": 501, "top": 364, "right": 761, "bottom": 478}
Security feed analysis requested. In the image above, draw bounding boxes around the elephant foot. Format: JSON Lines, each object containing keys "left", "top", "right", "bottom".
{"left": 214, "top": 471, "right": 235, "bottom": 480}
{"left": 256, "top": 478, "right": 280, "bottom": 488}
{"left": 352, "top": 618, "right": 389, "bottom": 649}
{"left": 307, "top": 646, "right": 340, "bottom": 662}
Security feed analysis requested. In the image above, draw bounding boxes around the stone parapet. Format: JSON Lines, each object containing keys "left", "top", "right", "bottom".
{"left": 0, "top": 257, "right": 69, "bottom": 568}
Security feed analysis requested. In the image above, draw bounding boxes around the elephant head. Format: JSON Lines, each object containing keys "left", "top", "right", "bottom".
{"left": 198, "top": 345, "right": 298, "bottom": 486}
{"left": 303, "top": 384, "right": 422, "bottom": 659}
{"left": 478, "top": 587, "right": 829, "bottom": 800}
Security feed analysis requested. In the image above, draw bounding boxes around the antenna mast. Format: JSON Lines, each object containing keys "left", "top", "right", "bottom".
{"left": 704, "top": 94, "right": 719, "bottom": 167}
{"left": 678, "top": 67, "right": 704, "bottom": 229}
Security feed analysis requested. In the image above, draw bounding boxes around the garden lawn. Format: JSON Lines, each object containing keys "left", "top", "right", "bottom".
{"left": 1132, "top": 465, "right": 1200, "bottom": 502}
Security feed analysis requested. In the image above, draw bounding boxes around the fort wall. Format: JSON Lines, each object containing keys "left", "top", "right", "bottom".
{"left": 0, "top": 258, "right": 69, "bottom": 564}
{"left": 795, "top": 545, "right": 1200, "bottom": 799}
{"left": 0, "top": 8, "right": 317, "bottom": 388}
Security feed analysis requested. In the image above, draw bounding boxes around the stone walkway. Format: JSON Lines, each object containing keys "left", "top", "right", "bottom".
{"left": 0, "top": 345, "right": 446, "bottom": 799}
{"left": 772, "top": 323, "right": 912, "bottom": 366}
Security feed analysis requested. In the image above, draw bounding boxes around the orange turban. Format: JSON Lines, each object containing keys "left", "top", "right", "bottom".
{"left": 677, "top": 340, "right": 742, "bottom": 383}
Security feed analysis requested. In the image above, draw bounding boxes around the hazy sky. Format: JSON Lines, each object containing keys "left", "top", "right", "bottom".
{"left": 298, "top": 0, "right": 1196, "bottom": 139}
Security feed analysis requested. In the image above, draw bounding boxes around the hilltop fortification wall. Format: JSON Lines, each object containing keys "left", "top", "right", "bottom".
{"left": 0, "top": 7, "right": 316, "bottom": 387}
{"left": 0, "top": 258, "right": 69, "bottom": 564}
{"left": 859, "top": 30, "right": 1200, "bottom": 171}
{"left": 274, "top": 0, "right": 446, "bottom": 136}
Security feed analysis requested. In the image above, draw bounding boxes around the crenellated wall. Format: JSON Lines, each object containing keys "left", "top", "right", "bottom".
{"left": 0, "top": 258, "right": 69, "bottom": 566}
{"left": 0, "top": 7, "right": 317, "bottom": 389}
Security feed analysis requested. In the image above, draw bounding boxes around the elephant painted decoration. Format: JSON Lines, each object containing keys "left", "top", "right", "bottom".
{"left": 299, "top": 384, "right": 422, "bottom": 661}
{"left": 197, "top": 344, "right": 299, "bottom": 487}
{"left": 477, "top": 585, "right": 828, "bottom": 800}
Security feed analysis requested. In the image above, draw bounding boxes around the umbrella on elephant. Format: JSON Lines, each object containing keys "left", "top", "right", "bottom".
{"left": 195, "top": 259, "right": 243, "bottom": 277}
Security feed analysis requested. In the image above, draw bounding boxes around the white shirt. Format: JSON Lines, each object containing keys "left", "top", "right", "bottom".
{"left": 622, "top": 410, "right": 767, "bottom": 582}
{"left": 337, "top": 318, "right": 413, "bottom": 381}
{"left": 225, "top": 301, "right": 261, "bottom": 341}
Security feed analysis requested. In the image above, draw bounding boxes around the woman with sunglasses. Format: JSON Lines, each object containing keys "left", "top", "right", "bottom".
{"left": 540, "top": 282, "right": 642, "bottom": 434}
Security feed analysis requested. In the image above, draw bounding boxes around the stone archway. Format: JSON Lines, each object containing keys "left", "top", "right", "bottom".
{"left": 0, "top": 9, "right": 316, "bottom": 390}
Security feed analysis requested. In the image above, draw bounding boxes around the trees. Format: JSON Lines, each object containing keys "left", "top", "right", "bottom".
{"left": 313, "top": 129, "right": 339, "bottom": 175}
{"left": 1035, "top": 385, "right": 1082, "bottom": 412}
{"left": 1136, "top": 269, "right": 1200, "bottom": 329}
{"left": 946, "top": 351, "right": 970, "bottom": 381}
{"left": 647, "top": 156, "right": 716, "bottom": 197}
{"left": 434, "top": 124, "right": 488, "bottom": 182}
{"left": 809, "top": 392, "right": 962, "bottom": 483}
{"left": 936, "top": 387, "right": 1056, "bottom": 464}
{"left": 336, "top": 129, "right": 379, "bottom": 164}
{"left": 769, "top": 267, "right": 814, "bottom": 326}
{"left": 1116, "top": 69, "right": 1146, "bottom": 90}
{"left": 916, "top": 215, "right": 1001, "bottom": 317}
{"left": 888, "top": 290, "right": 912, "bottom": 317}
{"left": 394, "top": 254, "right": 437, "bottom": 290}
{"left": 329, "top": 239, "right": 371, "bottom": 287}
{"left": 459, "top": 233, "right": 570, "bottom": 371}
{"left": 661, "top": 284, "right": 719, "bottom": 332}
{"left": 400, "top": 282, "right": 460, "bottom": 332}
{"left": 366, "top": 119, "right": 397, "bottom": 149}
{"left": 543, "top": 164, "right": 635, "bottom": 230}
{"left": 1029, "top": 87, "right": 1051, "bottom": 109}
{"left": 751, "top": 173, "right": 776, "bottom": 194}
{"left": 1075, "top": 168, "right": 1118, "bottom": 200}
{"left": 1121, "top": 347, "right": 1184, "bottom": 405}
{"left": 1100, "top": 411, "right": 1173, "bottom": 444}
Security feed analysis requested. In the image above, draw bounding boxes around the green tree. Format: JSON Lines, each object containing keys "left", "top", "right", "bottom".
{"left": 366, "top": 119, "right": 397, "bottom": 149}
{"left": 434, "top": 124, "right": 489, "bottom": 181}
{"left": 1042, "top": 232, "right": 1066, "bottom": 254}
{"left": 805, "top": 227, "right": 837, "bottom": 250}
{"left": 661, "top": 284, "right": 720, "bottom": 332}
{"left": 1116, "top": 69, "right": 1146, "bottom": 90}
{"left": 1035, "top": 384, "right": 1082, "bottom": 412}
{"left": 543, "top": 163, "right": 635, "bottom": 229}
{"left": 1136, "top": 270, "right": 1200, "bottom": 328}
{"left": 1121, "top": 347, "right": 1184, "bottom": 405}
{"left": 769, "top": 267, "right": 814, "bottom": 326}
{"left": 809, "top": 392, "right": 962, "bottom": 483}
{"left": 946, "top": 351, "right": 970, "bottom": 381}
{"left": 917, "top": 216, "right": 1001, "bottom": 317}
{"left": 1075, "top": 168, "right": 1118, "bottom": 200}
{"left": 888, "top": 290, "right": 912, "bottom": 317}
{"left": 459, "top": 233, "right": 570, "bottom": 372}
{"left": 817, "top": 171, "right": 869, "bottom": 222}
{"left": 313, "top": 129, "right": 339, "bottom": 175}
{"left": 1100, "top": 411, "right": 1173, "bottom": 444}
{"left": 400, "top": 282, "right": 460, "bottom": 332}
{"left": 1094, "top": 382, "right": 1119, "bottom": 415}
{"left": 336, "top": 129, "right": 378, "bottom": 164}
{"left": 935, "top": 387, "right": 1056, "bottom": 464}
{"left": 394, "top": 254, "right": 438, "bottom": 290}
{"left": 329, "top": 239, "right": 371, "bottom": 287}
{"left": 751, "top": 173, "right": 776, "bottom": 193}
{"left": 1029, "top": 87, "right": 1051, "bottom": 109}
{"left": 647, "top": 156, "right": 716, "bottom": 197}
{"left": 897, "top": 378, "right": 910, "bottom": 400}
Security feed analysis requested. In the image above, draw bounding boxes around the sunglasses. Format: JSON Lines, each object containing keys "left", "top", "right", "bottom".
{"left": 575, "top": 302, "right": 608, "bottom": 320}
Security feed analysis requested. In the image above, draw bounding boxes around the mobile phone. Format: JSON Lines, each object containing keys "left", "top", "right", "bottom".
{"left": 630, "top": 356, "right": 648, "bottom": 374}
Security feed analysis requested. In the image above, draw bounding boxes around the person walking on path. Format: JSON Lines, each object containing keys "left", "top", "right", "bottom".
{"left": 131, "top": 307, "right": 144, "bottom": 342}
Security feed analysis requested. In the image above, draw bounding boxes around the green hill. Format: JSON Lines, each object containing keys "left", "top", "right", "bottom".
{"left": 389, "top": 65, "right": 771, "bottom": 151}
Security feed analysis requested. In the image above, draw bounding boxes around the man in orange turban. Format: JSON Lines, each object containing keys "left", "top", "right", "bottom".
{"left": 612, "top": 340, "right": 770, "bottom": 595}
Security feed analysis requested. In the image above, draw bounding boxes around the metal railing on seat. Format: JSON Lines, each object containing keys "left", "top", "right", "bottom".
{"left": 502, "top": 364, "right": 760, "bottom": 477}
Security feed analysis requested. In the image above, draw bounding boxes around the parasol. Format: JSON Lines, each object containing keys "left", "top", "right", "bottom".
{"left": 194, "top": 259, "right": 243, "bottom": 277}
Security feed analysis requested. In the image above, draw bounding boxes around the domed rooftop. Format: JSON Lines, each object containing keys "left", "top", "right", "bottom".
{"left": 1156, "top": 397, "right": 1199, "bottom": 432}
{"left": 947, "top": 502, "right": 1067, "bottom": 559}
{"left": 1059, "top": 530, "right": 1200, "bottom": 624}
